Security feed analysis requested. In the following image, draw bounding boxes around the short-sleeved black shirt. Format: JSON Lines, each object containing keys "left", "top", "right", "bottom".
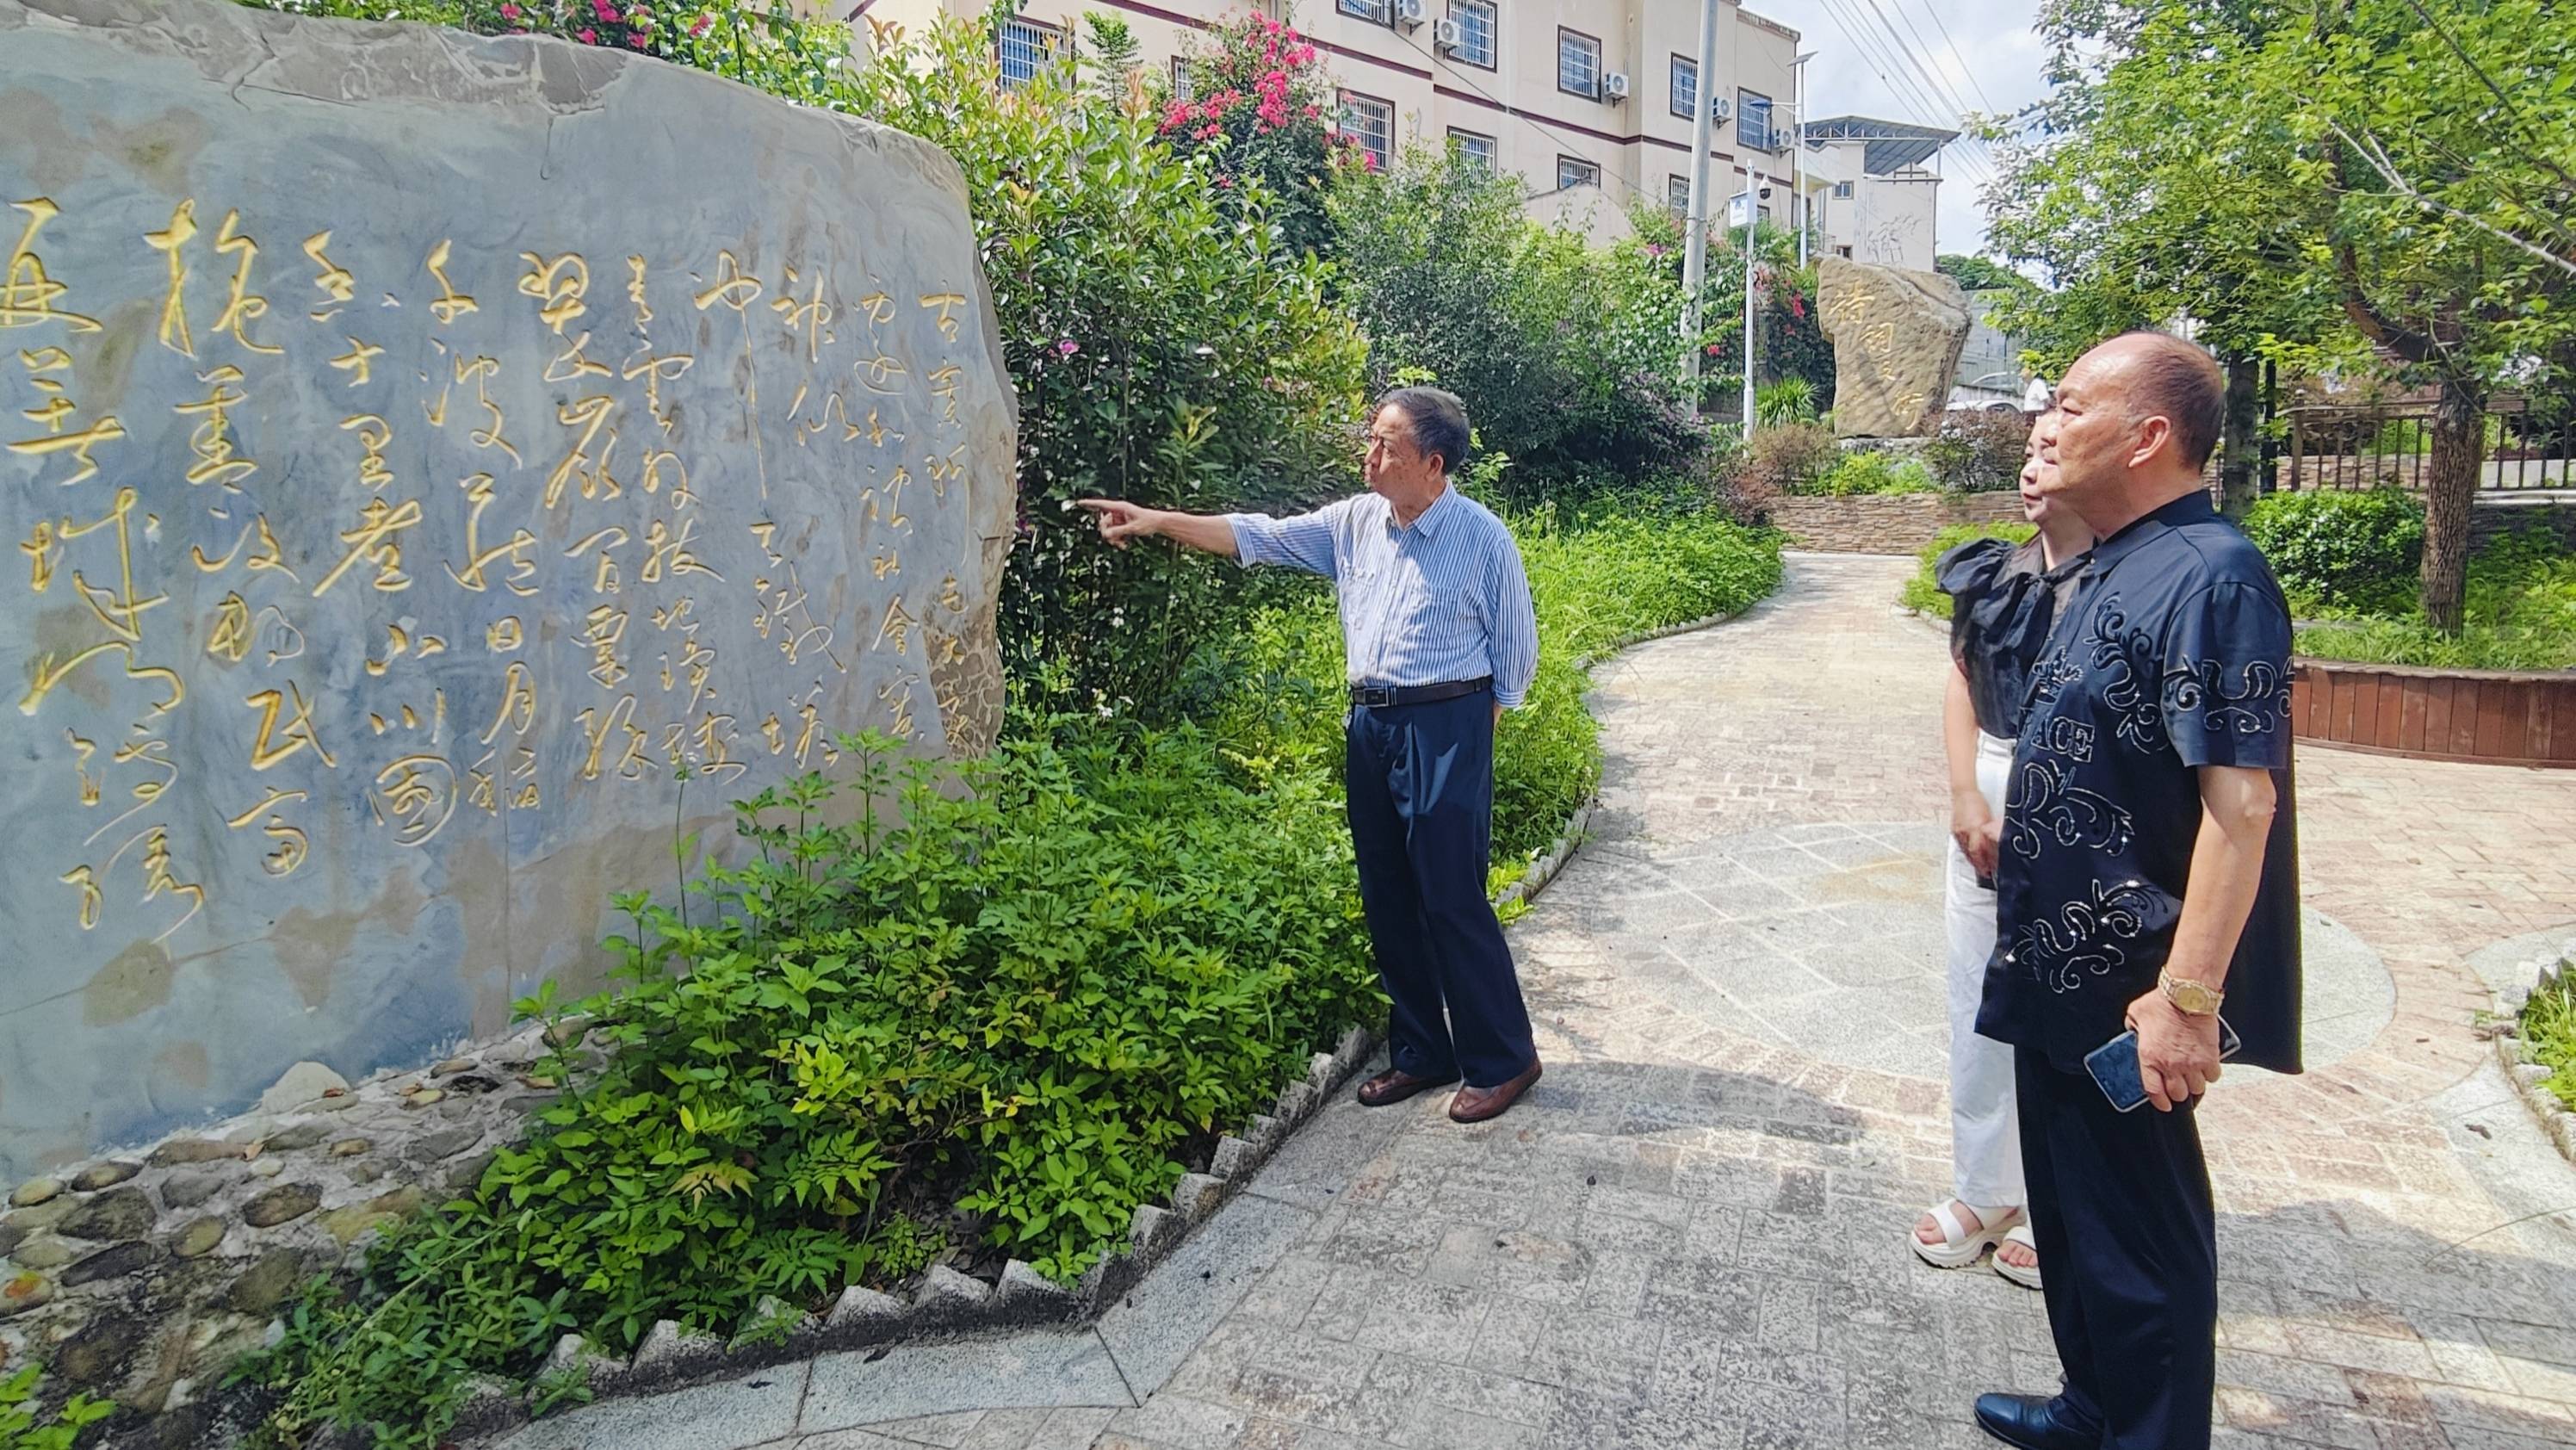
{"left": 1938, "top": 536, "right": 2090, "bottom": 740}
{"left": 1975, "top": 493, "right": 2305, "bottom": 1075}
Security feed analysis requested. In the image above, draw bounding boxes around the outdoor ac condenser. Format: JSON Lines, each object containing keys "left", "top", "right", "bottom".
{"left": 1604, "top": 71, "right": 1632, "bottom": 101}
{"left": 1433, "top": 16, "right": 1464, "bottom": 51}
{"left": 1393, "top": 0, "right": 1427, "bottom": 28}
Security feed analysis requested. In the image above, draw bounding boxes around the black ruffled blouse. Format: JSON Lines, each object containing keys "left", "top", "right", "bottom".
{"left": 1937, "top": 536, "right": 2087, "bottom": 740}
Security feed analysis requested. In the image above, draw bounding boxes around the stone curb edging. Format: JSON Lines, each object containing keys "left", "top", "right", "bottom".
{"left": 434, "top": 1017, "right": 1389, "bottom": 1447}
{"left": 2492, "top": 937, "right": 2576, "bottom": 1168}
{"left": 438, "top": 604, "right": 1769, "bottom": 1445}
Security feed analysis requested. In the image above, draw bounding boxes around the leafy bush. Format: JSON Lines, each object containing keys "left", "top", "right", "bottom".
{"left": 1924, "top": 410, "right": 2033, "bottom": 492}
{"left": 1722, "top": 423, "right": 1839, "bottom": 518}
{"left": 1808, "top": 449, "right": 1941, "bottom": 497}
{"left": 1158, "top": 11, "right": 1346, "bottom": 259}
{"left": 1628, "top": 208, "right": 1834, "bottom": 412}
{"left": 1328, "top": 152, "right": 1708, "bottom": 499}
{"left": 836, "top": 22, "right": 1368, "bottom": 714}
{"left": 0, "top": 1368, "right": 108, "bottom": 1450}
{"left": 2523, "top": 969, "right": 2576, "bottom": 1114}
{"left": 239, "top": 723, "right": 1378, "bottom": 1449}
{"left": 2241, "top": 489, "right": 2425, "bottom": 615}
{"left": 1901, "top": 520, "right": 2038, "bottom": 618}
{"left": 2290, "top": 527, "right": 2576, "bottom": 669}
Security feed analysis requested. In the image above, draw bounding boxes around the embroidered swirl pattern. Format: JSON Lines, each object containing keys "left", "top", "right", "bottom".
{"left": 2162, "top": 654, "right": 2290, "bottom": 739}
{"left": 2013, "top": 877, "right": 2176, "bottom": 995}
{"left": 2006, "top": 756, "right": 2135, "bottom": 862}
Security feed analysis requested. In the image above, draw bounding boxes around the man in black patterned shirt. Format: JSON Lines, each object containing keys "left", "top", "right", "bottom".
{"left": 1970, "top": 332, "right": 2301, "bottom": 1450}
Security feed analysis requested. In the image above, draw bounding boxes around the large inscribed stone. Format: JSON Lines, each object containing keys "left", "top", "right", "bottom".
{"left": 0, "top": 0, "right": 1016, "bottom": 1180}
{"left": 1817, "top": 257, "right": 1972, "bottom": 439}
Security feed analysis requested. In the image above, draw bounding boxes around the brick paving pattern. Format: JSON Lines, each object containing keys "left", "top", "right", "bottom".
{"left": 505, "top": 555, "right": 2576, "bottom": 1450}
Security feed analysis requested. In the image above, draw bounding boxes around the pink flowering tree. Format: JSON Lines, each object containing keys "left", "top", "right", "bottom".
{"left": 460, "top": 0, "right": 844, "bottom": 99}
{"left": 1160, "top": 11, "right": 1347, "bottom": 258}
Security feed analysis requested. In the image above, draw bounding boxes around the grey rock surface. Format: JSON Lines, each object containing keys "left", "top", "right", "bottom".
{"left": 1817, "top": 256, "right": 1973, "bottom": 438}
{"left": 0, "top": 0, "right": 1017, "bottom": 1190}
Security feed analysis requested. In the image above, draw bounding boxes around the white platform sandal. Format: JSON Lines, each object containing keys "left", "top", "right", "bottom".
{"left": 1910, "top": 1201, "right": 2022, "bottom": 1269}
{"left": 1992, "top": 1224, "right": 2043, "bottom": 1289}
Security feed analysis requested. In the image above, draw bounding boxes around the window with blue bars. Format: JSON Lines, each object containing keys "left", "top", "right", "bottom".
{"left": 1737, "top": 89, "right": 1774, "bottom": 150}
{"left": 1450, "top": 0, "right": 1495, "bottom": 66}
{"left": 998, "top": 17, "right": 1065, "bottom": 90}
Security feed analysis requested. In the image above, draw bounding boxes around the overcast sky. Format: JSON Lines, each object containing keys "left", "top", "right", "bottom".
{"left": 1749, "top": 0, "right": 2050, "bottom": 259}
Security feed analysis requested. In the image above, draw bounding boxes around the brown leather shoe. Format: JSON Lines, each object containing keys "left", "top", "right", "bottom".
{"left": 1448, "top": 1059, "right": 1543, "bottom": 1123}
{"left": 1356, "top": 1067, "right": 1459, "bottom": 1107}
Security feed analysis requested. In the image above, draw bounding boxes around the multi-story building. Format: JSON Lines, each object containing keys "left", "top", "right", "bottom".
{"left": 854, "top": 0, "right": 1952, "bottom": 267}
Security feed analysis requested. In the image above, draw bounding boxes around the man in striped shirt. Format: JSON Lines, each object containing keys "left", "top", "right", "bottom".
{"left": 1077, "top": 387, "right": 1545, "bottom": 1124}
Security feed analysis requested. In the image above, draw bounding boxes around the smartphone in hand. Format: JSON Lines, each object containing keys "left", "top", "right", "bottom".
{"left": 2084, "top": 1018, "right": 2243, "bottom": 1112}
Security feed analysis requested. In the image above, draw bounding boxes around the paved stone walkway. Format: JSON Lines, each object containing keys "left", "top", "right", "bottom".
{"left": 500, "top": 554, "right": 2576, "bottom": 1450}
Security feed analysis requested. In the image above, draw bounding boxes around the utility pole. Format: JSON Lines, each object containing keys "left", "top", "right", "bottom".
{"left": 1679, "top": 0, "right": 1720, "bottom": 390}
{"left": 1790, "top": 52, "right": 1814, "bottom": 269}
{"left": 1742, "top": 152, "right": 1759, "bottom": 434}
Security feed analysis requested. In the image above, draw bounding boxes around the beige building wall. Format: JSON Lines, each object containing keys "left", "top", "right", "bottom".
{"left": 855, "top": 0, "right": 1809, "bottom": 247}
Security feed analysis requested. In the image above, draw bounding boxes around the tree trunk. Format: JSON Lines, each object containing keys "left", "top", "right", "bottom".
{"left": 2420, "top": 375, "right": 2484, "bottom": 634}
{"left": 2219, "top": 352, "right": 2262, "bottom": 517}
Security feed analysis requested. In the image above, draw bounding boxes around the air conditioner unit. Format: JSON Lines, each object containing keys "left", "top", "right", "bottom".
{"left": 1603, "top": 70, "right": 1631, "bottom": 102}
{"left": 1392, "top": 0, "right": 1427, "bottom": 28}
{"left": 1432, "top": 16, "right": 1464, "bottom": 51}
{"left": 1709, "top": 96, "right": 1733, "bottom": 121}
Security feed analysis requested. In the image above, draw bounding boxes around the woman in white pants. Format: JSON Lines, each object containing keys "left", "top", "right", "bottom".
{"left": 1911, "top": 436, "right": 2090, "bottom": 1290}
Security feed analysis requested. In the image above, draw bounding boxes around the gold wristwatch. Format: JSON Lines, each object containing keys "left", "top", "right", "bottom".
{"left": 2158, "top": 970, "right": 2225, "bottom": 1017}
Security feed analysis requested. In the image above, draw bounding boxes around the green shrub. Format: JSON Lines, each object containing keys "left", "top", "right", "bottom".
{"left": 1328, "top": 151, "right": 1709, "bottom": 500}
{"left": 1901, "top": 520, "right": 2039, "bottom": 618}
{"left": 1723, "top": 423, "right": 1837, "bottom": 518}
{"left": 2241, "top": 489, "right": 2426, "bottom": 615}
{"left": 1810, "top": 449, "right": 1941, "bottom": 497}
{"left": 2523, "top": 970, "right": 2576, "bottom": 1114}
{"left": 835, "top": 22, "right": 1367, "bottom": 715}
{"left": 238, "top": 723, "right": 1379, "bottom": 1449}
{"left": 1924, "top": 410, "right": 2034, "bottom": 492}
{"left": 0, "top": 1367, "right": 109, "bottom": 1450}
{"left": 2288, "top": 525, "right": 2576, "bottom": 669}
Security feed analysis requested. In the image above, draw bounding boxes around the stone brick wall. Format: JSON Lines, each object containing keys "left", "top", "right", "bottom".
{"left": 0, "top": 1030, "right": 573, "bottom": 1442}
{"left": 1768, "top": 492, "right": 2028, "bottom": 555}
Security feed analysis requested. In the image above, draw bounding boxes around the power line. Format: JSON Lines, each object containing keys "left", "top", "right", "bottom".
{"left": 1910, "top": 0, "right": 1997, "bottom": 114}
{"left": 1870, "top": 0, "right": 1985, "bottom": 121}
{"left": 1812, "top": 0, "right": 1996, "bottom": 188}
{"left": 1829, "top": 0, "right": 2000, "bottom": 188}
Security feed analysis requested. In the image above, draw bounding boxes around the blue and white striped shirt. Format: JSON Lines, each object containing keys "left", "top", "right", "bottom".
{"left": 1225, "top": 487, "right": 1540, "bottom": 709}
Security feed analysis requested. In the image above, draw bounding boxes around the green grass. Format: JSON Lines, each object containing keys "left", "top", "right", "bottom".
{"left": 1899, "top": 520, "right": 2037, "bottom": 619}
{"left": 2293, "top": 530, "right": 2576, "bottom": 671}
{"left": 2523, "top": 970, "right": 2576, "bottom": 1114}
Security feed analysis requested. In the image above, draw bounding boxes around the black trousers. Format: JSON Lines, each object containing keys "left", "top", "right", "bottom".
{"left": 2016, "top": 1046, "right": 2218, "bottom": 1450}
{"left": 1344, "top": 691, "right": 1536, "bottom": 1088}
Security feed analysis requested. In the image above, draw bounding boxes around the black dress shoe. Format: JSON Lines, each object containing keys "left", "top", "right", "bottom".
{"left": 1973, "top": 1392, "right": 2101, "bottom": 1450}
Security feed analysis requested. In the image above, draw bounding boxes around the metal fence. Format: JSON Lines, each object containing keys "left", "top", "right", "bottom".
{"left": 2272, "top": 397, "right": 2574, "bottom": 492}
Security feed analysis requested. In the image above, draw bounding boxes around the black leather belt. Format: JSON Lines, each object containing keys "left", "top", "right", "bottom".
{"left": 1348, "top": 677, "right": 1493, "bottom": 709}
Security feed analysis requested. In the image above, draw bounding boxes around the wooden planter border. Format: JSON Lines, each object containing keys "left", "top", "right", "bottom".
{"left": 2291, "top": 657, "right": 2576, "bottom": 767}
